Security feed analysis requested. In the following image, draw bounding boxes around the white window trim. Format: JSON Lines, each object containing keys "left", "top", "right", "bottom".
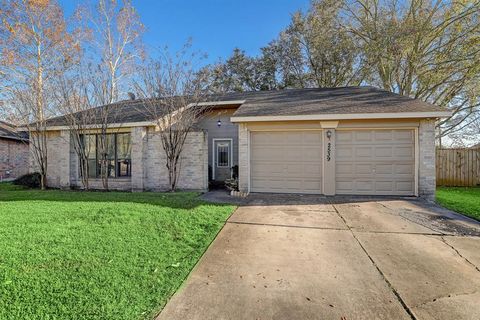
{"left": 212, "top": 138, "right": 233, "bottom": 180}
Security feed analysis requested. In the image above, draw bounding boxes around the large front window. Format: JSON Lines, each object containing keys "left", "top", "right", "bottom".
{"left": 82, "top": 133, "right": 132, "bottom": 178}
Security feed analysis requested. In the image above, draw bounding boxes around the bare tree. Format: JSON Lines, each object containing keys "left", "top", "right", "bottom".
{"left": 52, "top": 61, "right": 99, "bottom": 189}
{"left": 72, "top": 0, "right": 143, "bottom": 190}
{"left": 76, "top": 63, "right": 125, "bottom": 191}
{"left": 75, "top": 0, "right": 144, "bottom": 103}
{"left": 134, "top": 47, "right": 211, "bottom": 191}
{"left": 0, "top": 0, "right": 79, "bottom": 189}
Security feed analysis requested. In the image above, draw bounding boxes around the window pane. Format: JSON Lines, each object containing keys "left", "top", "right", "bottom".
{"left": 87, "top": 159, "right": 97, "bottom": 178}
{"left": 84, "top": 135, "right": 96, "bottom": 160}
{"left": 97, "top": 134, "right": 115, "bottom": 160}
{"left": 116, "top": 133, "right": 131, "bottom": 177}
{"left": 217, "top": 143, "right": 229, "bottom": 167}
{"left": 117, "top": 133, "right": 132, "bottom": 159}
{"left": 107, "top": 159, "right": 116, "bottom": 177}
{"left": 94, "top": 134, "right": 115, "bottom": 178}
{"left": 117, "top": 159, "right": 131, "bottom": 177}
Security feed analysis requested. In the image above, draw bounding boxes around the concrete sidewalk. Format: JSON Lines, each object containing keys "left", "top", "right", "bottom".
{"left": 157, "top": 195, "right": 480, "bottom": 320}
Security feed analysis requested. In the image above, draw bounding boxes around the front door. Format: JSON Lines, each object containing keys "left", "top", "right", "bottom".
{"left": 213, "top": 139, "right": 232, "bottom": 181}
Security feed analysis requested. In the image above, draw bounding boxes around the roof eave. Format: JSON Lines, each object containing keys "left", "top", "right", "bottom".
{"left": 24, "top": 120, "right": 158, "bottom": 132}
{"left": 230, "top": 111, "right": 452, "bottom": 123}
{"left": 0, "top": 135, "right": 29, "bottom": 142}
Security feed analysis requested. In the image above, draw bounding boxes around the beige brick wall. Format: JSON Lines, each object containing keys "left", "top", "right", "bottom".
{"left": 0, "top": 138, "right": 29, "bottom": 180}
{"left": 83, "top": 178, "right": 132, "bottom": 190}
{"left": 131, "top": 127, "right": 147, "bottom": 191}
{"left": 144, "top": 129, "right": 208, "bottom": 191}
{"left": 29, "top": 130, "right": 70, "bottom": 188}
{"left": 45, "top": 130, "right": 71, "bottom": 189}
{"left": 418, "top": 119, "right": 436, "bottom": 200}
{"left": 238, "top": 124, "right": 249, "bottom": 193}
{"left": 51, "top": 127, "right": 208, "bottom": 192}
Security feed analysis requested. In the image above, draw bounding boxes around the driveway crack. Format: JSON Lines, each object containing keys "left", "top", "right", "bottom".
{"left": 331, "top": 203, "right": 417, "bottom": 320}
{"left": 411, "top": 290, "right": 479, "bottom": 309}
{"left": 440, "top": 236, "right": 480, "bottom": 273}
{"left": 226, "top": 220, "right": 348, "bottom": 231}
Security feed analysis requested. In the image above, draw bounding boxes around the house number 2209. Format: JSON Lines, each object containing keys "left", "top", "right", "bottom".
{"left": 326, "top": 142, "right": 331, "bottom": 162}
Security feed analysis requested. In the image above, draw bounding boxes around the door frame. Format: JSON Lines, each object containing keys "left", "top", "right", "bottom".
{"left": 212, "top": 138, "right": 233, "bottom": 180}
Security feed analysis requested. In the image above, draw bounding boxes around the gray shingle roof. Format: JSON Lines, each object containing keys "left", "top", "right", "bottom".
{"left": 228, "top": 86, "right": 445, "bottom": 117}
{"left": 44, "top": 86, "right": 445, "bottom": 127}
{"left": 44, "top": 99, "right": 170, "bottom": 127}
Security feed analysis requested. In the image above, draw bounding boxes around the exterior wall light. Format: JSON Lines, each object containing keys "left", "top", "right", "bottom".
{"left": 326, "top": 130, "right": 332, "bottom": 139}
{"left": 217, "top": 119, "right": 222, "bottom": 127}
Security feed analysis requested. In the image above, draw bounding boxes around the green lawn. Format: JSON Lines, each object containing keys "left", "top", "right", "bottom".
{"left": 0, "top": 183, "right": 235, "bottom": 320}
{"left": 436, "top": 186, "right": 480, "bottom": 221}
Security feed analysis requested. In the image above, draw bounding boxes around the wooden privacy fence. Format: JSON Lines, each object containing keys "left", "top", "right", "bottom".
{"left": 436, "top": 148, "right": 480, "bottom": 186}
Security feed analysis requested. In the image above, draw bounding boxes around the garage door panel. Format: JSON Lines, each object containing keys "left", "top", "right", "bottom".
{"left": 356, "top": 147, "right": 373, "bottom": 158}
{"left": 250, "top": 131, "right": 323, "bottom": 194}
{"left": 251, "top": 163, "right": 284, "bottom": 176}
{"left": 336, "top": 163, "right": 353, "bottom": 175}
{"left": 251, "top": 178, "right": 322, "bottom": 194}
{"left": 393, "top": 130, "right": 414, "bottom": 141}
{"left": 251, "top": 151, "right": 285, "bottom": 161}
{"left": 396, "top": 181, "right": 414, "bottom": 192}
{"left": 356, "top": 164, "right": 373, "bottom": 174}
{"left": 303, "top": 132, "right": 323, "bottom": 144}
{"left": 337, "top": 131, "right": 353, "bottom": 142}
{"left": 357, "top": 181, "right": 374, "bottom": 192}
{"left": 303, "top": 148, "right": 322, "bottom": 159}
{"left": 337, "top": 147, "right": 353, "bottom": 159}
{"left": 394, "top": 146, "right": 414, "bottom": 158}
{"left": 375, "top": 164, "right": 393, "bottom": 174}
{"left": 374, "top": 130, "right": 393, "bottom": 140}
{"left": 395, "top": 164, "right": 414, "bottom": 175}
{"left": 335, "top": 129, "right": 415, "bottom": 195}
{"left": 375, "top": 147, "right": 393, "bottom": 158}
{"left": 355, "top": 131, "right": 373, "bottom": 141}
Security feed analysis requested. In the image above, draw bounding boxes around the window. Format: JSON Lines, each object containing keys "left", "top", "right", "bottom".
{"left": 116, "top": 133, "right": 132, "bottom": 177}
{"left": 81, "top": 133, "right": 132, "bottom": 178}
{"left": 84, "top": 134, "right": 97, "bottom": 178}
{"left": 217, "top": 143, "right": 230, "bottom": 167}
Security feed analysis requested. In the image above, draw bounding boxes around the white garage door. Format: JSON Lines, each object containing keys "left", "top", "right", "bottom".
{"left": 336, "top": 129, "right": 415, "bottom": 195}
{"left": 250, "top": 131, "right": 323, "bottom": 194}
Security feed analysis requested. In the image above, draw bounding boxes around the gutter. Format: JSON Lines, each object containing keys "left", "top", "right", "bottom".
{"left": 230, "top": 111, "right": 452, "bottom": 123}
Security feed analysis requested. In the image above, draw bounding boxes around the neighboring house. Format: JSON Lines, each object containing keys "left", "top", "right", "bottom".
{"left": 37, "top": 87, "right": 450, "bottom": 199}
{"left": 0, "top": 121, "right": 29, "bottom": 180}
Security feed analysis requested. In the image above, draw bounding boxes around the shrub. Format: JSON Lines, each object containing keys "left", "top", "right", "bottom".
{"left": 13, "top": 173, "right": 41, "bottom": 188}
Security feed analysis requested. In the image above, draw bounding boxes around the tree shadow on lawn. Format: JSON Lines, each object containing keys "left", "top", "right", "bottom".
{"left": 0, "top": 183, "right": 232, "bottom": 210}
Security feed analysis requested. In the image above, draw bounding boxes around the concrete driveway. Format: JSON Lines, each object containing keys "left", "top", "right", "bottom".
{"left": 157, "top": 194, "right": 480, "bottom": 320}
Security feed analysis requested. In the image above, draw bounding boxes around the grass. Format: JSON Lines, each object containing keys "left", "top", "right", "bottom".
{"left": 0, "top": 183, "right": 235, "bottom": 320}
{"left": 436, "top": 186, "right": 480, "bottom": 221}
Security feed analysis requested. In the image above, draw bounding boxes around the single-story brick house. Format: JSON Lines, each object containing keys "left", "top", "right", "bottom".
{"left": 0, "top": 121, "right": 29, "bottom": 180}
{"left": 38, "top": 87, "right": 450, "bottom": 199}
